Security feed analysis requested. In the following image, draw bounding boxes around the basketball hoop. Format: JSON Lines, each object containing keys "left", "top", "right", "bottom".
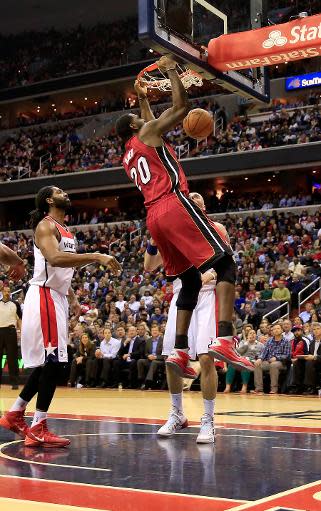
{"left": 137, "top": 62, "right": 203, "bottom": 93}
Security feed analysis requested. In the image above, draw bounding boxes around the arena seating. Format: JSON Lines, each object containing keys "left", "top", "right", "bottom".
{"left": 1, "top": 100, "right": 321, "bottom": 181}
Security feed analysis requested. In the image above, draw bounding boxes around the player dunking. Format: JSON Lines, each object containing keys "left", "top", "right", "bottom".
{"left": 145, "top": 192, "right": 218, "bottom": 443}
{"left": 116, "top": 56, "right": 253, "bottom": 376}
{"left": 0, "top": 186, "right": 121, "bottom": 447}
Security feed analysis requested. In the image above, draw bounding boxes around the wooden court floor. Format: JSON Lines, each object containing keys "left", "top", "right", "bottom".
{"left": 0, "top": 386, "right": 320, "bottom": 511}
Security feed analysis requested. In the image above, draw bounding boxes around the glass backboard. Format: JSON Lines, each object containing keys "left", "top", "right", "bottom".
{"left": 138, "top": 0, "right": 270, "bottom": 102}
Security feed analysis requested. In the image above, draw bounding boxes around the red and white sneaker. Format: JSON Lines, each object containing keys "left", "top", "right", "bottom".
{"left": 157, "top": 409, "right": 188, "bottom": 437}
{"left": 25, "top": 420, "right": 70, "bottom": 448}
{"left": 166, "top": 349, "right": 197, "bottom": 379}
{"left": 208, "top": 337, "right": 254, "bottom": 372}
{"left": 0, "top": 410, "right": 29, "bottom": 438}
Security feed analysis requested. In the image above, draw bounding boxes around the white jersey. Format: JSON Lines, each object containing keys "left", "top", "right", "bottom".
{"left": 29, "top": 216, "right": 76, "bottom": 296}
{"left": 164, "top": 275, "right": 217, "bottom": 358}
{"left": 172, "top": 276, "right": 216, "bottom": 295}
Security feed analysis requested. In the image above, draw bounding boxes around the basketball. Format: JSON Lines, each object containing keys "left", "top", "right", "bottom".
{"left": 183, "top": 108, "right": 213, "bottom": 139}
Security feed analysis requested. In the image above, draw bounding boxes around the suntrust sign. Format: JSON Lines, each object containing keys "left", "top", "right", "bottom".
{"left": 208, "top": 13, "right": 321, "bottom": 72}
{"left": 286, "top": 71, "right": 321, "bottom": 91}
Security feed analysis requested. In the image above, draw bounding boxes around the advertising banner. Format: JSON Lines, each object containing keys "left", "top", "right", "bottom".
{"left": 208, "top": 14, "right": 321, "bottom": 72}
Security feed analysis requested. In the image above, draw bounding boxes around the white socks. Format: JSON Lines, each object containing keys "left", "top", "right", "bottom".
{"left": 10, "top": 396, "right": 28, "bottom": 412}
{"left": 203, "top": 398, "right": 215, "bottom": 419}
{"left": 31, "top": 410, "right": 47, "bottom": 428}
{"left": 171, "top": 393, "right": 183, "bottom": 413}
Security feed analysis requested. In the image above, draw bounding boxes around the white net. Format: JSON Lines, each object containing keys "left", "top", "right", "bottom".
{"left": 140, "top": 65, "right": 203, "bottom": 92}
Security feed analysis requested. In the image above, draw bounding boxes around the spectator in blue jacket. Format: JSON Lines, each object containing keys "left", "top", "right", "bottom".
{"left": 254, "top": 323, "right": 291, "bottom": 394}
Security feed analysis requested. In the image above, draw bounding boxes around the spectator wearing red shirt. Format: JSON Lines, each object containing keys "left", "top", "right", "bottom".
{"left": 291, "top": 326, "right": 309, "bottom": 358}
{"left": 289, "top": 325, "right": 309, "bottom": 394}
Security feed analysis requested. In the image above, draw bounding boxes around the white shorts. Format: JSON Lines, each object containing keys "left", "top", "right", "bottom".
{"left": 162, "top": 289, "right": 217, "bottom": 359}
{"left": 21, "top": 285, "right": 69, "bottom": 368}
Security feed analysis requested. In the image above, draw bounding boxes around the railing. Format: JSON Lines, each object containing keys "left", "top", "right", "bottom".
{"left": 39, "top": 152, "right": 52, "bottom": 171}
{"left": 109, "top": 238, "right": 120, "bottom": 253}
{"left": 129, "top": 228, "right": 142, "bottom": 244}
{"left": 59, "top": 141, "right": 71, "bottom": 154}
{"left": 17, "top": 166, "right": 31, "bottom": 179}
{"left": 214, "top": 113, "right": 224, "bottom": 135}
{"left": 263, "top": 301, "right": 290, "bottom": 324}
{"left": 298, "top": 276, "right": 321, "bottom": 314}
{"left": 176, "top": 141, "right": 190, "bottom": 159}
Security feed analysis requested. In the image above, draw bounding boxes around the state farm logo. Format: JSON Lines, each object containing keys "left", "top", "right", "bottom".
{"left": 262, "top": 22, "right": 321, "bottom": 50}
{"left": 262, "top": 30, "right": 288, "bottom": 48}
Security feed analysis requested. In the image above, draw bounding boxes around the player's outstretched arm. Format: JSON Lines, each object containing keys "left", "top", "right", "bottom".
{"left": 144, "top": 239, "right": 163, "bottom": 272}
{"left": 0, "top": 242, "right": 26, "bottom": 281}
{"left": 135, "top": 79, "right": 155, "bottom": 122}
{"left": 35, "top": 220, "right": 122, "bottom": 274}
{"left": 139, "top": 57, "right": 189, "bottom": 143}
{"left": 0, "top": 242, "right": 23, "bottom": 267}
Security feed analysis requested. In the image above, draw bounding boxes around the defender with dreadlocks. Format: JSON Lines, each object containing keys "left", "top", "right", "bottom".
{"left": 0, "top": 186, "right": 121, "bottom": 447}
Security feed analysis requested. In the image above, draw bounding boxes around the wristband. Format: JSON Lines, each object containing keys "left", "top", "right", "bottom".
{"left": 147, "top": 243, "right": 158, "bottom": 256}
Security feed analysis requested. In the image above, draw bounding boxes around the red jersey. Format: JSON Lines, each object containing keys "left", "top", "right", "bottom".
{"left": 122, "top": 136, "right": 189, "bottom": 209}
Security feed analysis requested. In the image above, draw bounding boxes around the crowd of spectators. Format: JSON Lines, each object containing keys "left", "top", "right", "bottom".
{"left": 1, "top": 205, "right": 321, "bottom": 394}
{"left": 0, "top": 19, "right": 148, "bottom": 89}
{"left": 2, "top": 99, "right": 321, "bottom": 182}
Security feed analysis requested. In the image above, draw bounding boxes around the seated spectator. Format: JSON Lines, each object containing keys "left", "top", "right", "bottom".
{"left": 254, "top": 323, "right": 291, "bottom": 394}
{"left": 84, "top": 301, "right": 99, "bottom": 324}
{"left": 235, "top": 290, "right": 245, "bottom": 310}
{"left": 313, "top": 297, "right": 321, "bottom": 317}
{"left": 137, "top": 325, "right": 164, "bottom": 390}
{"left": 112, "top": 325, "right": 145, "bottom": 388}
{"left": 275, "top": 254, "right": 289, "bottom": 274}
{"left": 224, "top": 329, "right": 264, "bottom": 394}
{"left": 115, "top": 325, "right": 126, "bottom": 344}
{"left": 300, "top": 318, "right": 313, "bottom": 347}
{"left": 150, "top": 306, "right": 166, "bottom": 325}
{"left": 128, "top": 294, "right": 141, "bottom": 314}
{"left": 282, "top": 319, "right": 294, "bottom": 342}
{"left": 68, "top": 323, "right": 84, "bottom": 355}
{"left": 142, "top": 290, "right": 154, "bottom": 308}
{"left": 292, "top": 322, "right": 321, "bottom": 395}
{"left": 260, "top": 282, "right": 273, "bottom": 300}
{"left": 136, "top": 322, "right": 148, "bottom": 343}
{"left": 257, "top": 320, "right": 271, "bottom": 344}
{"left": 288, "top": 257, "right": 305, "bottom": 278}
{"left": 287, "top": 275, "right": 304, "bottom": 308}
{"left": 255, "top": 276, "right": 267, "bottom": 292}
{"left": 239, "top": 302, "right": 261, "bottom": 330}
{"left": 139, "top": 278, "right": 155, "bottom": 296}
{"left": 288, "top": 325, "right": 309, "bottom": 394}
{"left": 115, "top": 293, "right": 127, "bottom": 312}
{"left": 299, "top": 302, "right": 313, "bottom": 324}
{"left": 69, "top": 332, "right": 96, "bottom": 387}
{"left": 94, "top": 328, "right": 121, "bottom": 388}
{"left": 272, "top": 280, "right": 291, "bottom": 303}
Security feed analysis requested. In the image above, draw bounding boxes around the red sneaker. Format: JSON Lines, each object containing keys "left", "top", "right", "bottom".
{"left": 0, "top": 411, "right": 29, "bottom": 438}
{"left": 166, "top": 349, "right": 197, "bottom": 379}
{"left": 25, "top": 420, "right": 70, "bottom": 448}
{"left": 208, "top": 337, "right": 254, "bottom": 372}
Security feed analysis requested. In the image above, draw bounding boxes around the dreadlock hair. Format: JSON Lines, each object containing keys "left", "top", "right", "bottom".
{"left": 29, "top": 186, "right": 55, "bottom": 230}
{"left": 115, "top": 114, "right": 134, "bottom": 142}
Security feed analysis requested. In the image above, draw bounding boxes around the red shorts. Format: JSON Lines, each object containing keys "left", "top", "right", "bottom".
{"left": 146, "top": 192, "right": 232, "bottom": 277}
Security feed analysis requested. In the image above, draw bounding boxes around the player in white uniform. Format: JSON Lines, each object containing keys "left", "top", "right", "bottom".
{"left": 0, "top": 186, "right": 121, "bottom": 447}
{"left": 144, "top": 193, "right": 222, "bottom": 444}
